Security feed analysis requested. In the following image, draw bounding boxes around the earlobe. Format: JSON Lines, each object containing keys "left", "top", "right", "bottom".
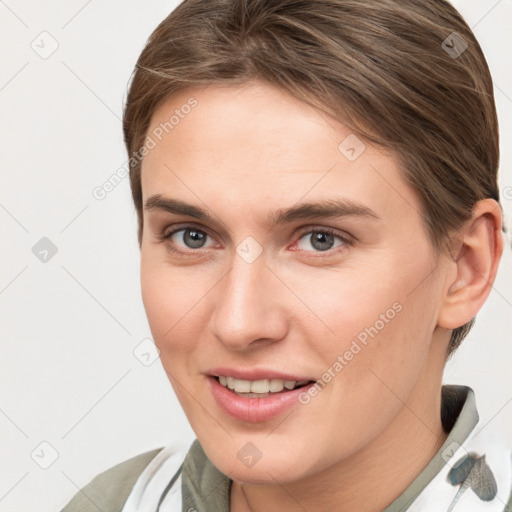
{"left": 437, "top": 199, "right": 504, "bottom": 330}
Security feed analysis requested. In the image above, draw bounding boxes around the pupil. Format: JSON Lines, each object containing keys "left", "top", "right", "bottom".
{"left": 311, "top": 231, "right": 334, "bottom": 251}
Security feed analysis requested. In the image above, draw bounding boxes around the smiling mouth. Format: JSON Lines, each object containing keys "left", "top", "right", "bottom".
{"left": 215, "top": 376, "right": 314, "bottom": 397}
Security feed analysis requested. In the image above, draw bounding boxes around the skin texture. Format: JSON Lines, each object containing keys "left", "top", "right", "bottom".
{"left": 139, "top": 81, "right": 503, "bottom": 511}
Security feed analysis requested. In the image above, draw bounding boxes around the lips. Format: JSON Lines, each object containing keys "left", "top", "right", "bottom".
{"left": 206, "top": 368, "right": 317, "bottom": 422}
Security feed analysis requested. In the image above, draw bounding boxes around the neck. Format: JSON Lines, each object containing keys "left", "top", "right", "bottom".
{"left": 230, "top": 339, "right": 449, "bottom": 512}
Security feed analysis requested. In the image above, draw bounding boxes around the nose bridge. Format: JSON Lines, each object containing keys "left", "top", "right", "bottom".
{"left": 210, "top": 250, "right": 286, "bottom": 350}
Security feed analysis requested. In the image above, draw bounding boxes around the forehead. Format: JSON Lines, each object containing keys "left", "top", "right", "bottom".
{"left": 140, "top": 81, "right": 422, "bottom": 224}
{"left": 144, "top": 81, "right": 344, "bottom": 170}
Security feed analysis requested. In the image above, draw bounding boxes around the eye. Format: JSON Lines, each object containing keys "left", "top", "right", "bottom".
{"left": 294, "top": 228, "right": 352, "bottom": 254}
{"left": 156, "top": 224, "right": 353, "bottom": 257}
{"left": 159, "top": 225, "right": 217, "bottom": 253}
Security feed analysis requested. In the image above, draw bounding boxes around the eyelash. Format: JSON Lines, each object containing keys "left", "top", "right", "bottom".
{"left": 155, "top": 224, "right": 354, "bottom": 258}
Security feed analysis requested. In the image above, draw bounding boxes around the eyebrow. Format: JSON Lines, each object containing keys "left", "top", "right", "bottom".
{"left": 144, "top": 194, "right": 380, "bottom": 227}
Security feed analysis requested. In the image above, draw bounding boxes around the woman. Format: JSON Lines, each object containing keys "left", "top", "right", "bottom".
{"left": 61, "top": 0, "right": 511, "bottom": 510}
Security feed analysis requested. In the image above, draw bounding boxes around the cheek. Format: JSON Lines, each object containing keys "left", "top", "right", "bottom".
{"left": 140, "top": 261, "right": 204, "bottom": 353}
{"left": 140, "top": 264, "right": 206, "bottom": 414}
{"left": 285, "top": 251, "right": 440, "bottom": 389}
{"left": 141, "top": 269, "right": 174, "bottom": 340}
{"left": 275, "top": 256, "right": 414, "bottom": 350}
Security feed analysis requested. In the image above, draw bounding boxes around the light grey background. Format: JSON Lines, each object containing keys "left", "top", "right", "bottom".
{"left": 1, "top": 1, "right": 511, "bottom": 511}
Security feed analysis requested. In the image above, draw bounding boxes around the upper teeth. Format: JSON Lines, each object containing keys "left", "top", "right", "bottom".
{"left": 218, "top": 376, "right": 309, "bottom": 393}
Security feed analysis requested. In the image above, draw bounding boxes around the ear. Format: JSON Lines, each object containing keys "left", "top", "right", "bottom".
{"left": 437, "top": 198, "right": 504, "bottom": 330}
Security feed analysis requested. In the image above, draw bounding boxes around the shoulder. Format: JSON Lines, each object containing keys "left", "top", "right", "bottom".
{"left": 59, "top": 447, "right": 164, "bottom": 512}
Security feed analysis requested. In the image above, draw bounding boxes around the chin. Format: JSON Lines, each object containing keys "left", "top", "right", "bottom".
{"left": 203, "top": 442, "right": 310, "bottom": 485}
{"left": 224, "top": 460, "right": 303, "bottom": 485}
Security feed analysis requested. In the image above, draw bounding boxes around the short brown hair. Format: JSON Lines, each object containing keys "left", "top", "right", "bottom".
{"left": 123, "top": 0, "right": 503, "bottom": 354}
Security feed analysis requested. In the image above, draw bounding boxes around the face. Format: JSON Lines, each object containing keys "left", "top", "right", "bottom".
{"left": 139, "top": 81, "right": 450, "bottom": 484}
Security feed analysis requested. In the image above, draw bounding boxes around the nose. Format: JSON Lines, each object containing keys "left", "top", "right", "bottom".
{"left": 209, "top": 251, "right": 289, "bottom": 351}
